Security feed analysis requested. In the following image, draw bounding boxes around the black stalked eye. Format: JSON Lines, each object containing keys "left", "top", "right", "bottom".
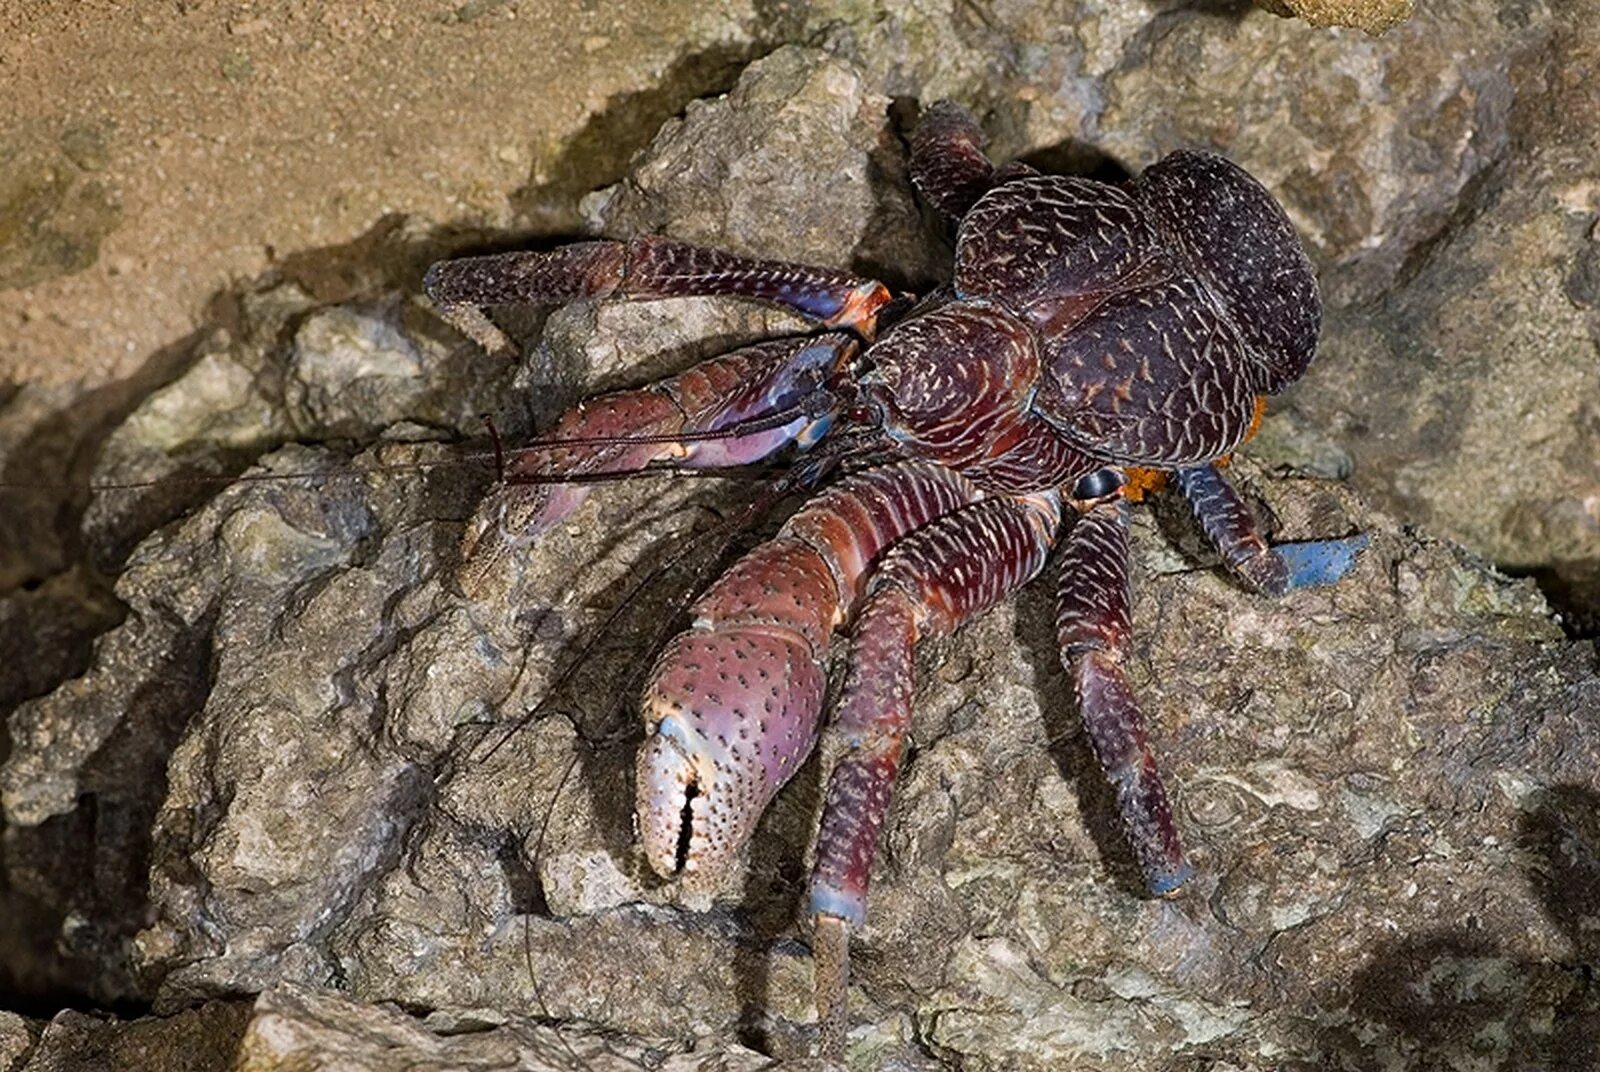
{"left": 1072, "top": 467, "right": 1124, "bottom": 501}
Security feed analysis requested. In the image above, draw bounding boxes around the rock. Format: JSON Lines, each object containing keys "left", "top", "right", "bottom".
{"left": 0, "top": 1013, "right": 34, "bottom": 1072}
{"left": 582, "top": 44, "right": 938, "bottom": 287}
{"left": 1290, "top": 21, "right": 1600, "bottom": 633}
{"left": 1254, "top": 0, "right": 1413, "bottom": 35}
{"left": 13, "top": 1002, "right": 249, "bottom": 1072}
{"left": 235, "top": 983, "right": 774, "bottom": 1071}
{"left": 4, "top": 33, "right": 1599, "bottom": 1072}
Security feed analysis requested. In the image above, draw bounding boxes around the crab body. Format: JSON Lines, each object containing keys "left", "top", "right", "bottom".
{"left": 423, "top": 100, "right": 1365, "bottom": 1058}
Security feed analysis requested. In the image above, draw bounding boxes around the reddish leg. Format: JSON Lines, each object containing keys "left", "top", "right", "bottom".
{"left": 809, "top": 489, "right": 1064, "bottom": 1058}
{"left": 635, "top": 462, "right": 987, "bottom": 885}
{"left": 425, "top": 233, "right": 895, "bottom": 336}
{"left": 1174, "top": 463, "right": 1367, "bottom": 596}
{"left": 909, "top": 100, "right": 997, "bottom": 222}
{"left": 1057, "top": 495, "right": 1192, "bottom": 895}
{"left": 457, "top": 334, "right": 857, "bottom": 588}
{"left": 457, "top": 334, "right": 854, "bottom": 593}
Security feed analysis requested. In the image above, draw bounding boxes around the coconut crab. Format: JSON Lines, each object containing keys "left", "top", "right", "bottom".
{"left": 423, "top": 100, "right": 1366, "bottom": 1060}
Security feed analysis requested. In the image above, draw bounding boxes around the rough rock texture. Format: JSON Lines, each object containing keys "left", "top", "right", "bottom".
{"left": 3, "top": 15, "right": 1600, "bottom": 1072}
{"left": 0, "top": 1013, "right": 33, "bottom": 1072}
{"left": 1292, "top": 21, "right": 1600, "bottom": 636}
{"left": 235, "top": 983, "right": 781, "bottom": 1072}
{"left": 581, "top": 47, "right": 937, "bottom": 288}
{"left": 1255, "top": 0, "right": 1413, "bottom": 35}
{"left": 10, "top": 1002, "right": 248, "bottom": 1072}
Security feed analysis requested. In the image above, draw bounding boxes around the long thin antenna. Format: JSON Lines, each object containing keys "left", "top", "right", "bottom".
{"left": 1, "top": 393, "right": 835, "bottom": 495}
{"left": 473, "top": 472, "right": 798, "bottom": 765}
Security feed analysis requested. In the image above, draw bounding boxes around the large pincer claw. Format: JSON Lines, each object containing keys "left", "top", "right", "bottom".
{"left": 636, "top": 628, "right": 827, "bottom": 884}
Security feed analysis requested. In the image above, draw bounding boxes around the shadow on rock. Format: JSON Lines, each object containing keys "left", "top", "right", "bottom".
{"left": 1335, "top": 786, "right": 1600, "bottom": 1069}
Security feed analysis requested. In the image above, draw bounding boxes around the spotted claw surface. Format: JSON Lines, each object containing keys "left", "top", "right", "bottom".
{"left": 636, "top": 628, "right": 828, "bottom": 883}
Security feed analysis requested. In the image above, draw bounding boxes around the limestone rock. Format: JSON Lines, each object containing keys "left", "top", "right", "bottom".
{"left": 1255, "top": 0, "right": 1413, "bottom": 35}
{"left": 234, "top": 983, "right": 774, "bottom": 1072}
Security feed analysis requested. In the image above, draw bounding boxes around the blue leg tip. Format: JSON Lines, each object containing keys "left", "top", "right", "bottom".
{"left": 1146, "top": 860, "right": 1195, "bottom": 896}
{"left": 1275, "top": 533, "right": 1369, "bottom": 591}
{"left": 810, "top": 884, "right": 866, "bottom": 928}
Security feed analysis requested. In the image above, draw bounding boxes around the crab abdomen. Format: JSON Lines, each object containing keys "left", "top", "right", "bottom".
{"left": 951, "top": 160, "right": 1320, "bottom": 467}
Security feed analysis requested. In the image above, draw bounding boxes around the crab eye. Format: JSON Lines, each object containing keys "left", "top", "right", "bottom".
{"left": 1072, "top": 468, "right": 1124, "bottom": 501}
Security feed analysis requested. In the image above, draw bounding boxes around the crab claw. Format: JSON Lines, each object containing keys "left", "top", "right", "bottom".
{"left": 636, "top": 627, "right": 827, "bottom": 885}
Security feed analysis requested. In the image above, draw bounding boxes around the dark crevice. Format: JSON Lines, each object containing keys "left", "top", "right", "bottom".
{"left": 2, "top": 607, "right": 218, "bottom": 1014}
{"left": 1507, "top": 563, "right": 1600, "bottom": 640}
{"left": 497, "top": 831, "right": 551, "bottom": 919}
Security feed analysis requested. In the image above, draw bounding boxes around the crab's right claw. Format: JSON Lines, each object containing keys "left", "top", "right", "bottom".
{"left": 636, "top": 628, "right": 827, "bottom": 884}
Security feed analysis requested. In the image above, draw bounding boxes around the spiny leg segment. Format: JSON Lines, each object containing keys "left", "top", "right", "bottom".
{"left": 425, "top": 233, "right": 895, "bottom": 336}
{"left": 635, "top": 462, "right": 989, "bottom": 884}
{"left": 456, "top": 333, "right": 855, "bottom": 596}
{"left": 908, "top": 99, "right": 1038, "bottom": 226}
{"left": 1057, "top": 494, "right": 1193, "bottom": 894}
{"left": 809, "top": 489, "right": 1064, "bottom": 1058}
{"left": 908, "top": 100, "right": 999, "bottom": 223}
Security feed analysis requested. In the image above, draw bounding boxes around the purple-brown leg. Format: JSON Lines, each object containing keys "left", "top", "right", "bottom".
{"left": 1058, "top": 494, "right": 1192, "bottom": 895}
{"left": 809, "top": 489, "right": 1063, "bottom": 1058}
{"left": 909, "top": 100, "right": 1038, "bottom": 225}
{"left": 635, "top": 462, "right": 988, "bottom": 885}
{"left": 909, "top": 100, "right": 997, "bottom": 222}
{"left": 1174, "top": 463, "right": 1367, "bottom": 596}
{"left": 425, "top": 233, "right": 895, "bottom": 335}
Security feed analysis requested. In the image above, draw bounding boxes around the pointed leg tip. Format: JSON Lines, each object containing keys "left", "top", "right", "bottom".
{"left": 1146, "top": 860, "right": 1196, "bottom": 896}
{"left": 1275, "top": 532, "right": 1370, "bottom": 591}
{"left": 810, "top": 886, "right": 867, "bottom": 928}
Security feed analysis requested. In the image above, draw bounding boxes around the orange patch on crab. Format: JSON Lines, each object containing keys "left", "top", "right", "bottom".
{"left": 1243, "top": 395, "right": 1268, "bottom": 444}
{"left": 829, "top": 281, "right": 894, "bottom": 338}
{"left": 1122, "top": 467, "right": 1168, "bottom": 502}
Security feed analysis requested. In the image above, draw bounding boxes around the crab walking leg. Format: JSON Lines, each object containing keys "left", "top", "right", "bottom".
{"left": 636, "top": 462, "right": 990, "bottom": 885}
{"left": 425, "top": 233, "right": 895, "bottom": 334}
{"left": 457, "top": 334, "right": 853, "bottom": 591}
{"left": 1058, "top": 499, "right": 1193, "bottom": 894}
{"left": 908, "top": 100, "right": 1039, "bottom": 225}
{"left": 908, "top": 100, "right": 998, "bottom": 222}
{"left": 1174, "top": 463, "right": 1368, "bottom": 595}
{"left": 809, "top": 490, "right": 1064, "bottom": 1057}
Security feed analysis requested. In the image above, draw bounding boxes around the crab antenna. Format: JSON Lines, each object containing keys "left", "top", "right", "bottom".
{"left": 493, "top": 391, "right": 836, "bottom": 463}
{"left": 481, "top": 413, "right": 507, "bottom": 482}
{"left": 0, "top": 392, "right": 839, "bottom": 496}
{"left": 471, "top": 467, "right": 802, "bottom": 765}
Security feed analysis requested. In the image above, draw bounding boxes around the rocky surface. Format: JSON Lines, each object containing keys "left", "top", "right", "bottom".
{"left": 3, "top": 1001, "right": 247, "bottom": 1072}
{"left": 233, "top": 983, "right": 783, "bottom": 1072}
{"left": 1254, "top": 0, "right": 1413, "bottom": 35}
{"left": 3, "top": 9, "right": 1599, "bottom": 1072}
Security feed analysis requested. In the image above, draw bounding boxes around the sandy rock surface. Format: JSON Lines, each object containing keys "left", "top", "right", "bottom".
{"left": 3, "top": 6, "right": 1599, "bottom": 1072}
